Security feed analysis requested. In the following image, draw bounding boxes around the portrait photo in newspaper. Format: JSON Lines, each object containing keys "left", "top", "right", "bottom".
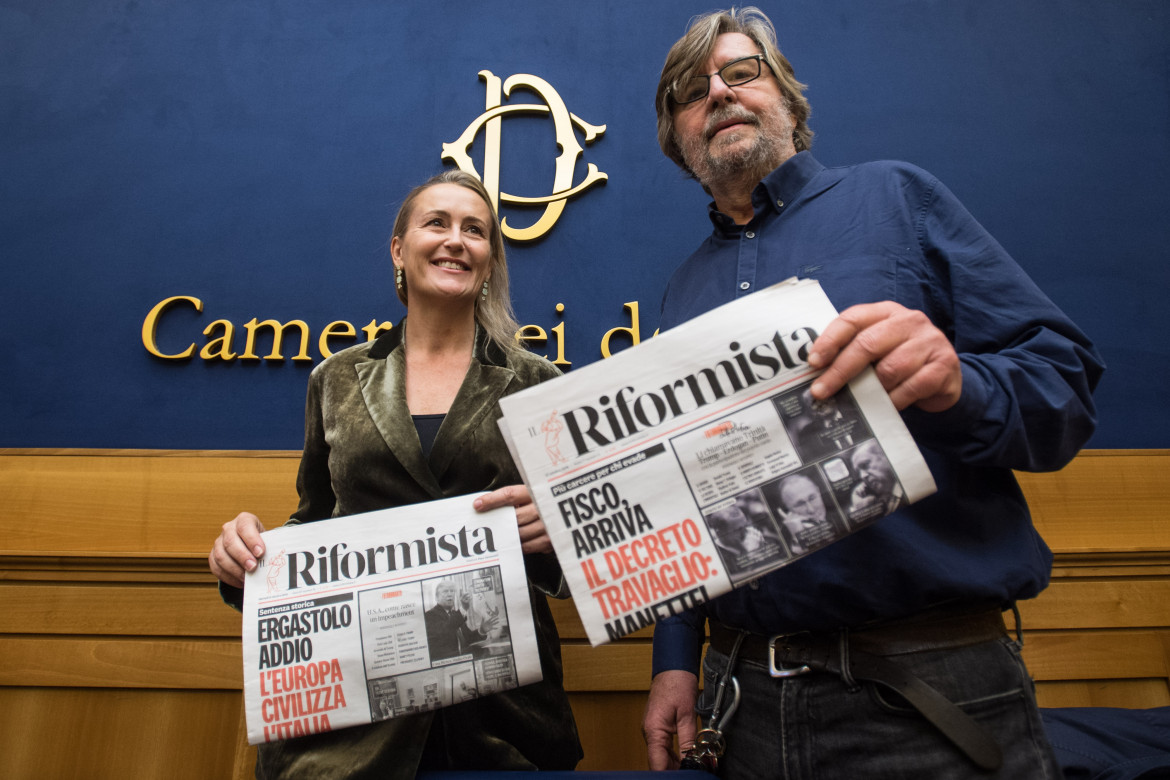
{"left": 773, "top": 383, "right": 871, "bottom": 463}
{"left": 703, "top": 490, "right": 786, "bottom": 585}
{"left": 760, "top": 468, "right": 847, "bottom": 557}
{"left": 362, "top": 566, "right": 519, "bottom": 723}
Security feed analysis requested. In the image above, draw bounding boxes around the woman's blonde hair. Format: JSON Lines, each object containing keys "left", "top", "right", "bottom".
{"left": 390, "top": 169, "right": 522, "bottom": 354}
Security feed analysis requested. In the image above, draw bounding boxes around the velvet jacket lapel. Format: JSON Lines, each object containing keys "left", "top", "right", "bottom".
{"left": 354, "top": 319, "right": 516, "bottom": 498}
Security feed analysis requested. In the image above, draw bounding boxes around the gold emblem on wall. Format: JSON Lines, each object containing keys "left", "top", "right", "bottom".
{"left": 442, "top": 71, "right": 607, "bottom": 242}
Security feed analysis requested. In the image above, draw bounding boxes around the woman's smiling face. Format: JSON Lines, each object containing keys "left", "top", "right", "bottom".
{"left": 391, "top": 182, "right": 493, "bottom": 309}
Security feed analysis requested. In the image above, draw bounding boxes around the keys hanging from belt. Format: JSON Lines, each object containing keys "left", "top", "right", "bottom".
{"left": 680, "top": 675, "right": 740, "bottom": 774}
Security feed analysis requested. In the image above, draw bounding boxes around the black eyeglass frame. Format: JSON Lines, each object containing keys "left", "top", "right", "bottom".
{"left": 670, "top": 54, "right": 773, "bottom": 105}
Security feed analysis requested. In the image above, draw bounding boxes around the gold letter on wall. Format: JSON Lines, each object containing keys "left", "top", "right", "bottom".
{"left": 142, "top": 295, "right": 202, "bottom": 360}
{"left": 442, "top": 71, "right": 607, "bottom": 242}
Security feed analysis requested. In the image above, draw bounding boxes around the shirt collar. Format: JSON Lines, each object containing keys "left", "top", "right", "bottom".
{"left": 707, "top": 151, "right": 826, "bottom": 236}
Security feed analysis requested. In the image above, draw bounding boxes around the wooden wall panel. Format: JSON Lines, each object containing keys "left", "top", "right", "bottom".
{"left": 0, "top": 582, "right": 238, "bottom": 636}
{"left": 570, "top": 693, "right": 654, "bottom": 771}
{"left": 1, "top": 448, "right": 1167, "bottom": 778}
{"left": 1, "top": 450, "right": 300, "bottom": 555}
{"left": 1, "top": 636, "right": 241, "bottom": 689}
{"left": 0, "top": 687, "right": 242, "bottom": 780}
{"left": 1036, "top": 679, "right": 1170, "bottom": 709}
{"left": 1018, "top": 451, "right": 1170, "bottom": 551}
{"left": 1022, "top": 630, "right": 1170, "bottom": 682}
{"left": 1016, "top": 579, "right": 1170, "bottom": 630}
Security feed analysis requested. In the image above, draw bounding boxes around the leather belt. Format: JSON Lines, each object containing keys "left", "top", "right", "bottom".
{"left": 708, "top": 609, "right": 1007, "bottom": 772}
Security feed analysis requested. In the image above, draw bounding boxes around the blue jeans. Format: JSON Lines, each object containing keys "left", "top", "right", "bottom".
{"left": 697, "top": 633, "right": 1061, "bottom": 779}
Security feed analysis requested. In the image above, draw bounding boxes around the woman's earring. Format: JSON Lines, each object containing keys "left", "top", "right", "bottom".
{"left": 395, "top": 267, "right": 404, "bottom": 291}
{"left": 481, "top": 279, "right": 489, "bottom": 301}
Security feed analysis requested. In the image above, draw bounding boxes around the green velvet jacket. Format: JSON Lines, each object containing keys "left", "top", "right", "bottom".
{"left": 235, "top": 321, "right": 582, "bottom": 779}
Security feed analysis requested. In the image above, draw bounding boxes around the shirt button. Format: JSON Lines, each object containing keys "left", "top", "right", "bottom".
{"left": 777, "top": 199, "right": 785, "bottom": 208}
{"left": 749, "top": 579, "right": 760, "bottom": 590}
{"left": 739, "top": 282, "right": 750, "bottom": 290}
{"left": 745, "top": 231, "right": 756, "bottom": 239}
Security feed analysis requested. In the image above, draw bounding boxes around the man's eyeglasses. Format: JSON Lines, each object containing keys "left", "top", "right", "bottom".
{"left": 671, "top": 54, "right": 772, "bottom": 105}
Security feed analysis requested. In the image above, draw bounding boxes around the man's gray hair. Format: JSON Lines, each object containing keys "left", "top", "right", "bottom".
{"left": 655, "top": 6, "right": 813, "bottom": 176}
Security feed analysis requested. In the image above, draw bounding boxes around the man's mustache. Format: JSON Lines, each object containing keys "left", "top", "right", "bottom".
{"left": 704, "top": 107, "right": 758, "bottom": 139}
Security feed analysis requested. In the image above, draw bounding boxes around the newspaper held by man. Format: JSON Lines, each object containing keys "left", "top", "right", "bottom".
{"left": 240, "top": 495, "right": 541, "bottom": 745}
{"left": 497, "top": 278, "right": 936, "bottom": 647}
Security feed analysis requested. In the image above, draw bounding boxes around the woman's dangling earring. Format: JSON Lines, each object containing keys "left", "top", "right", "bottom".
{"left": 395, "top": 267, "right": 404, "bottom": 291}
{"left": 481, "top": 279, "right": 489, "bottom": 301}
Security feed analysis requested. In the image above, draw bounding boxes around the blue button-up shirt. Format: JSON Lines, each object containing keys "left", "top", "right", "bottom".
{"left": 652, "top": 152, "right": 1104, "bottom": 676}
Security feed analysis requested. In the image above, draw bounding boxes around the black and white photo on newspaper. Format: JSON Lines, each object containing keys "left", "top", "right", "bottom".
{"left": 498, "top": 278, "right": 937, "bottom": 646}
{"left": 240, "top": 495, "right": 540, "bottom": 744}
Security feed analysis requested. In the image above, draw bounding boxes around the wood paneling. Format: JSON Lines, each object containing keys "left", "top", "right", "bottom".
{"left": 0, "top": 582, "right": 239, "bottom": 636}
{"left": 1, "top": 449, "right": 300, "bottom": 554}
{"left": 1016, "top": 579, "right": 1170, "bottom": 629}
{"left": 1, "top": 448, "right": 1167, "bottom": 777}
{"left": 1022, "top": 630, "right": 1170, "bottom": 682}
{"left": 570, "top": 693, "right": 653, "bottom": 771}
{"left": 0, "top": 687, "right": 243, "bottom": 780}
{"left": 1036, "top": 679, "right": 1170, "bottom": 709}
{"left": 1, "top": 636, "right": 241, "bottom": 689}
{"left": 1018, "top": 451, "right": 1170, "bottom": 551}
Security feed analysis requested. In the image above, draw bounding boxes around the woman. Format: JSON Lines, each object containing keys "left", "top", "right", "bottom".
{"left": 209, "top": 170, "right": 582, "bottom": 778}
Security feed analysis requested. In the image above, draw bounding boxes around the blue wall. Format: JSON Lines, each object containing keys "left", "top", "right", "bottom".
{"left": 3, "top": 1, "right": 1167, "bottom": 449}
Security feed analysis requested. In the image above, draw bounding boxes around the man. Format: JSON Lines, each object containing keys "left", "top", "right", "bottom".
{"left": 708, "top": 504, "right": 767, "bottom": 556}
{"left": 773, "top": 472, "right": 832, "bottom": 555}
{"left": 847, "top": 440, "right": 906, "bottom": 521}
{"left": 424, "top": 579, "right": 498, "bottom": 661}
{"left": 706, "top": 500, "right": 783, "bottom": 581}
{"left": 642, "top": 7, "right": 1103, "bottom": 779}
{"left": 791, "top": 387, "right": 864, "bottom": 463}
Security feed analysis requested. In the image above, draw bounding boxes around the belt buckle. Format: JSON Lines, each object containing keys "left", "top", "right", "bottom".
{"left": 767, "top": 635, "right": 812, "bottom": 678}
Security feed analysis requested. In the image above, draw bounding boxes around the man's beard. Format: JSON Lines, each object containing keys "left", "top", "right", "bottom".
{"left": 679, "top": 102, "right": 794, "bottom": 188}
{"left": 862, "top": 473, "right": 891, "bottom": 496}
